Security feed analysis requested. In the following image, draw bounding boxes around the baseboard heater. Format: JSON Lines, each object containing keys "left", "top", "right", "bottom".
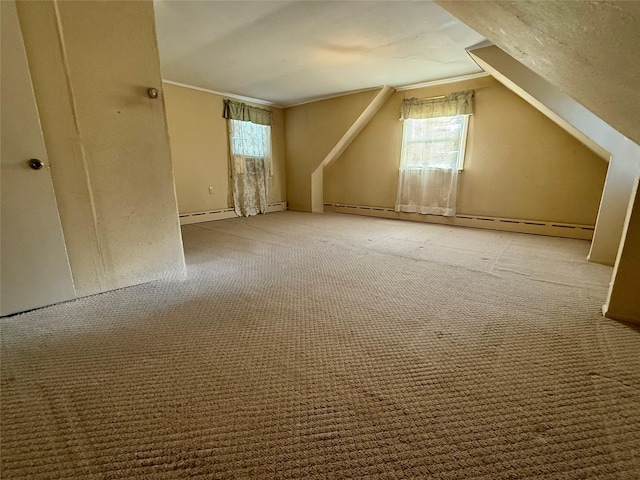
{"left": 323, "top": 203, "right": 594, "bottom": 240}
{"left": 179, "top": 202, "right": 287, "bottom": 225}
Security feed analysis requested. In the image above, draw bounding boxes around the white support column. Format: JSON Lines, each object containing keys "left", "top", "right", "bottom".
{"left": 603, "top": 175, "right": 640, "bottom": 322}
{"left": 311, "top": 85, "right": 395, "bottom": 213}
{"left": 589, "top": 139, "right": 640, "bottom": 264}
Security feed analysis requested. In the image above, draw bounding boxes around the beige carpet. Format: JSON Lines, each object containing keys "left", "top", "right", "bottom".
{"left": 2, "top": 211, "right": 639, "bottom": 479}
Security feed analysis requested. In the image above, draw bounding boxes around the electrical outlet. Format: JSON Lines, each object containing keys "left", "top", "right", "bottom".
{"left": 208, "top": 187, "right": 214, "bottom": 194}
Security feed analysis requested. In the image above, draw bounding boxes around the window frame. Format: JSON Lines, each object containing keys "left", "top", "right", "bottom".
{"left": 228, "top": 118, "right": 272, "bottom": 160}
{"left": 400, "top": 114, "right": 470, "bottom": 172}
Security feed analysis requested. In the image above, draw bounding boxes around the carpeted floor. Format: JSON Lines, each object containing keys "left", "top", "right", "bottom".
{"left": 1, "top": 211, "right": 639, "bottom": 479}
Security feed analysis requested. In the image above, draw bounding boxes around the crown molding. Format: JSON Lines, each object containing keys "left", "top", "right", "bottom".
{"left": 395, "top": 72, "right": 490, "bottom": 92}
{"left": 283, "top": 86, "right": 385, "bottom": 108}
{"left": 161, "top": 80, "right": 282, "bottom": 108}
{"left": 163, "top": 72, "right": 492, "bottom": 110}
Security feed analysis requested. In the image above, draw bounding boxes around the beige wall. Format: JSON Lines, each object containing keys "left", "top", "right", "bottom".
{"left": 284, "top": 90, "right": 378, "bottom": 212}
{"left": 300, "top": 77, "right": 606, "bottom": 225}
{"left": 466, "top": 46, "right": 640, "bottom": 266}
{"left": 17, "top": 0, "right": 185, "bottom": 297}
{"left": 163, "top": 83, "right": 286, "bottom": 214}
{"left": 434, "top": 2, "right": 639, "bottom": 323}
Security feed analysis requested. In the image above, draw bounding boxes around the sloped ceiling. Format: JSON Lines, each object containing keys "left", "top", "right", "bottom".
{"left": 154, "top": 0, "right": 485, "bottom": 106}
{"left": 436, "top": 0, "right": 640, "bottom": 146}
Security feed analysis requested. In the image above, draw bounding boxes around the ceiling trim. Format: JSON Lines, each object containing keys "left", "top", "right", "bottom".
{"left": 395, "top": 72, "right": 490, "bottom": 92}
{"left": 283, "top": 86, "right": 385, "bottom": 109}
{"left": 162, "top": 79, "right": 283, "bottom": 108}
{"left": 162, "top": 72, "right": 492, "bottom": 110}
{"left": 279, "top": 72, "right": 491, "bottom": 107}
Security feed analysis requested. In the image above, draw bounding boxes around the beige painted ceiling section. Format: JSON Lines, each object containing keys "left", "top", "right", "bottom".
{"left": 154, "top": 0, "right": 485, "bottom": 106}
{"left": 436, "top": 0, "right": 640, "bottom": 146}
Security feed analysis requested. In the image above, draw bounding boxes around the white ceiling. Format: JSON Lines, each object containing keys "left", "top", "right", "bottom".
{"left": 154, "top": 0, "right": 486, "bottom": 107}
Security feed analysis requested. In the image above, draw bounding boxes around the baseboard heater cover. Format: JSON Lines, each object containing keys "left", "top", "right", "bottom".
{"left": 323, "top": 203, "right": 594, "bottom": 240}
{"left": 179, "top": 202, "right": 287, "bottom": 225}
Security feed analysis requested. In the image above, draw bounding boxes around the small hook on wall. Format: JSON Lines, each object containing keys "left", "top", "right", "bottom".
{"left": 147, "top": 87, "right": 159, "bottom": 99}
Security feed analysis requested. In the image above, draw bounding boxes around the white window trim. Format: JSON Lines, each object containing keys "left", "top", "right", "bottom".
{"left": 457, "top": 115, "right": 470, "bottom": 172}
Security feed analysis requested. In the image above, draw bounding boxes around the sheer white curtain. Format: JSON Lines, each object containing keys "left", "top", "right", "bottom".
{"left": 228, "top": 119, "right": 271, "bottom": 217}
{"left": 396, "top": 91, "right": 473, "bottom": 217}
{"left": 396, "top": 166, "right": 459, "bottom": 216}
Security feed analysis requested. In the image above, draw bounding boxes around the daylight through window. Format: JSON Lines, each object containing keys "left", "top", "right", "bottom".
{"left": 400, "top": 115, "right": 469, "bottom": 171}
{"left": 229, "top": 119, "right": 271, "bottom": 159}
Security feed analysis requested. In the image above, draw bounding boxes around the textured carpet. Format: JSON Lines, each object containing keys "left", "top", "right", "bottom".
{"left": 2, "top": 211, "right": 639, "bottom": 479}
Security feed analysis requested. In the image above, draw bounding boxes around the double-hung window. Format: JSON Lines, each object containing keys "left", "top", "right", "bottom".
{"left": 401, "top": 115, "right": 469, "bottom": 171}
{"left": 229, "top": 119, "right": 271, "bottom": 162}
{"left": 396, "top": 91, "right": 474, "bottom": 217}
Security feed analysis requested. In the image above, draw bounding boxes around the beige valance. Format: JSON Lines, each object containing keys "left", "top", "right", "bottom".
{"left": 223, "top": 99, "right": 272, "bottom": 126}
{"left": 401, "top": 90, "right": 474, "bottom": 120}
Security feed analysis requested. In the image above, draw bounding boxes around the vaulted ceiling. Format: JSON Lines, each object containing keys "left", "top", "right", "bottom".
{"left": 154, "top": 0, "right": 486, "bottom": 106}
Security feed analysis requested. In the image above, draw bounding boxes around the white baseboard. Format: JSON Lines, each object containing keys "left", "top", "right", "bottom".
{"left": 179, "top": 202, "right": 287, "bottom": 225}
{"left": 265, "top": 202, "right": 288, "bottom": 214}
{"left": 324, "top": 203, "right": 594, "bottom": 240}
{"left": 179, "top": 208, "right": 236, "bottom": 225}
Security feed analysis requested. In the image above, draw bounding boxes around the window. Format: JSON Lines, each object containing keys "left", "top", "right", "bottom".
{"left": 228, "top": 119, "right": 271, "bottom": 159}
{"left": 223, "top": 99, "right": 273, "bottom": 217}
{"left": 400, "top": 115, "right": 469, "bottom": 171}
{"left": 396, "top": 91, "right": 473, "bottom": 217}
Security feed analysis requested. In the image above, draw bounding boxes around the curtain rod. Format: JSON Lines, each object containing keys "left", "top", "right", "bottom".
{"left": 403, "top": 94, "right": 448, "bottom": 101}
{"left": 403, "top": 86, "right": 489, "bottom": 101}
